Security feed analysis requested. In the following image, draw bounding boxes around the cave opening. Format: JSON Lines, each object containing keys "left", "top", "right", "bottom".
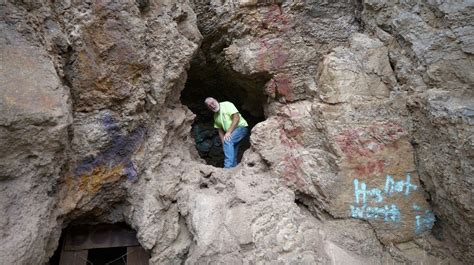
{"left": 49, "top": 223, "right": 149, "bottom": 265}
{"left": 88, "top": 247, "right": 127, "bottom": 265}
{"left": 181, "top": 56, "right": 268, "bottom": 168}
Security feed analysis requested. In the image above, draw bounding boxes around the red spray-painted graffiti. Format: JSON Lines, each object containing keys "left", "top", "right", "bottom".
{"left": 281, "top": 154, "right": 307, "bottom": 191}
{"left": 276, "top": 108, "right": 310, "bottom": 192}
{"left": 257, "top": 4, "right": 293, "bottom": 101}
{"left": 266, "top": 73, "right": 292, "bottom": 101}
{"left": 354, "top": 159, "right": 385, "bottom": 177}
{"left": 335, "top": 123, "right": 406, "bottom": 178}
{"left": 336, "top": 123, "right": 405, "bottom": 159}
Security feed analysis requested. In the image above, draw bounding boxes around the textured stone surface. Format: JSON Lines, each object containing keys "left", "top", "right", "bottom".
{"left": 0, "top": 0, "right": 471, "bottom": 264}
{"left": 362, "top": 0, "right": 474, "bottom": 261}
{"left": 250, "top": 33, "right": 434, "bottom": 243}
{"left": 1, "top": 0, "right": 201, "bottom": 264}
{"left": 410, "top": 89, "right": 474, "bottom": 260}
{"left": 176, "top": 155, "right": 387, "bottom": 264}
{"left": 317, "top": 33, "right": 395, "bottom": 104}
{"left": 0, "top": 19, "right": 71, "bottom": 264}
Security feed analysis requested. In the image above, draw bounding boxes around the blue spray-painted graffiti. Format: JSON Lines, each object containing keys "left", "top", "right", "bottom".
{"left": 350, "top": 204, "right": 401, "bottom": 222}
{"left": 413, "top": 203, "right": 436, "bottom": 235}
{"left": 351, "top": 177, "right": 402, "bottom": 222}
{"left": 74, "top": 113, "right": 147, "bottom": 182}
{"left": 353, "top": 179, "right": 384, "bottom": 204}
{"left": 384, "top": 173, "right": 417, "bottom": 196}
{"left": 350, "top": 174, "right": 435, "bottom": 234}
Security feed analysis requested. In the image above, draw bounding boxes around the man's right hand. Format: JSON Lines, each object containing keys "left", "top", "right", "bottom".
{"left": 224, "top": 131, "right": 232, "bottom": 142}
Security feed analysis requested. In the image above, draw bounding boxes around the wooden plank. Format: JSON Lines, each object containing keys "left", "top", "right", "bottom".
{"left": 59, "top": 250, "right": 88, "bottom": 265}
{"left": 127, "top": 246, "right": 150, "bottom": 265}
{"left": 64, "top": 224, "right": 140, "bottom": 250}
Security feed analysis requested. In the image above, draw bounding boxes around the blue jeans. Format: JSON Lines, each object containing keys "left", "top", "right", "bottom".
{"left": 223, "top": 127, "right": 248, "bottom": 168}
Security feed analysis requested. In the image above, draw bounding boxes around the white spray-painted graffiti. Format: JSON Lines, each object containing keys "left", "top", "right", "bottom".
{"left": 350, "top": 173, "right": 435, "bottom": 235}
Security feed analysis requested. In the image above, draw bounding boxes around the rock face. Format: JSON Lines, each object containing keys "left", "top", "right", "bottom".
{"left": 1, "top": 0, "right": 201, "bottom": 264}
{"left": 0, "top": 0, "right": 472, "bottom": 264}
{"left": 0, "top": 20, "right": 71, "bottom": 264}
{"left": 250, "top": 32, "right": 434, "bottom": 244}
{"left": 361, "top": 1, "right": 474, "bottom": 260}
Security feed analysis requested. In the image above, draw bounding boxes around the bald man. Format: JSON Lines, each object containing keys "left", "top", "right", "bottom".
{"left": 204, "top": 97, "right": 248, "bottom": 168}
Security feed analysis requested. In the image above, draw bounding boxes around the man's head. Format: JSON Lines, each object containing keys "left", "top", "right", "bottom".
{"left": 204, "top": 97, "right": 220, "bottom": 112}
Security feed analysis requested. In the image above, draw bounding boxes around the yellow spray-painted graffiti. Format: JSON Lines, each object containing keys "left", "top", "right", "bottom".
{"left": 65, "top": 165, "right": 125, "bottom": 194}
{"left": 67, "top": 113, "right": 146, "bottom": 191}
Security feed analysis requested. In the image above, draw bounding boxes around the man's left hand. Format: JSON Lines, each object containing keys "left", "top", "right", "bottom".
{"left": 224, "top": 132, "right": 232, "bottom": 142}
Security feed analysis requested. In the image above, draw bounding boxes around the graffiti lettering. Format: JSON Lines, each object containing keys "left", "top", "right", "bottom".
{"left": 350, "top": 204, "right": 401, "bottom": 222}
{"left": 384, "top": 173, "right": 417, "bottom": 196}
{"left": 353, "top": 179, "right": 384, "bottom": 204}
{"left": 413, "top": 204, "right": 435, "bottom": 235}
{"left": 351, "top": 175, "right": 435, "bottom": 234}
{"left": 351, "top": 177, "right": 400, "bottom": 222}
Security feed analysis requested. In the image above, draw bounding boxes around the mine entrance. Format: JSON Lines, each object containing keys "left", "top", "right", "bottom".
{"left": 181, "top": 60, "right": 267, "bottom": 167}
{"left": 50, "top": 223, "right": 149, "bottom": 265}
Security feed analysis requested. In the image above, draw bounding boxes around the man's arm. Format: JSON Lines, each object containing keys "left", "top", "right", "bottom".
{"left": 224, "top": 113, "right": 240, "bottom": 141}
{"left": 218, "top": 128, "right": 225, "bottom": 144}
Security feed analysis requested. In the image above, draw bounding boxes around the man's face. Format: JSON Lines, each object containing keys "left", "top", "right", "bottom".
{"left": 206, "top": 99, "right": 219, "bottom": 112}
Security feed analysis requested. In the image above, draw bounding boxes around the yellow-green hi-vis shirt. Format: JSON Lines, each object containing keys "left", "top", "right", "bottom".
{"left": 213, "top": 101, "right": 248, "bottom": 132}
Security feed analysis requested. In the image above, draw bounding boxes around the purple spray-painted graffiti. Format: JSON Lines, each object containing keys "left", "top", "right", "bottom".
{"left": 74, "top": 113, "right": 147, "bottom": 182}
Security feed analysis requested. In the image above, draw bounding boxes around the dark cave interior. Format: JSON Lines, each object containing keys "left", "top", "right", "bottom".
{"left": 49, "top": 223, "right": 149, "bottom": 265}
{"left": 180, "top": 57, "right": 268, "bottom": 167}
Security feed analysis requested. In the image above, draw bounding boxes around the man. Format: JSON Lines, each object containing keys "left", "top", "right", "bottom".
{"left": 204, "top": 97, "right": 248, "bottom": 168}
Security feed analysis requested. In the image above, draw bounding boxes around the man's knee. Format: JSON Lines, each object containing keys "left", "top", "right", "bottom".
{"left": 223, "top": 139, "right": 234, "bottom": 147}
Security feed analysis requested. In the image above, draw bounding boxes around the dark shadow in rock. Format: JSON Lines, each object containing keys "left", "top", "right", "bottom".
{"left": 181, "top": 52, "right": 268, "bottom": 168}
{"left": 49, "top": 223, "right": 149, "bottom": 265}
